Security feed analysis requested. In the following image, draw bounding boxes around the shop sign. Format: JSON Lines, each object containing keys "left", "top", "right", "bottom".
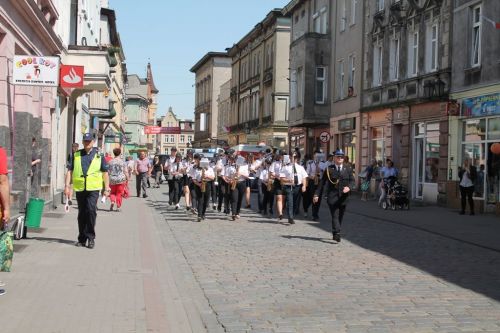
{"left": 13, "top": 55, "right": 60, "bottom": 87}
{"left": 338, "top": 118, "right": 355, "bottom": 131}
{"left": 144, "top": 126, "right": 181, "bottom": 134}
{"left": 462, "top": 93, "right": 500, "bottom": 117}
{"left": 60, "top": 65, "right": 84, "bottom": 88}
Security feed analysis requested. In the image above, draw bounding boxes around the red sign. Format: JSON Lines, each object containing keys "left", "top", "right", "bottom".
{"left": 319, "top": 131, "right": 331, "bottom": 143}
{"left": 60, "top": 65, "right": 84, "bottom": 88}
{"left": 144, "top": 126, "right": 181, "bottom": 134}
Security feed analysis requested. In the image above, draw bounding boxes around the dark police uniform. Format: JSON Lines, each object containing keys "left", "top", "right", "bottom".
{"left": 314, "top": 157, "right": 354, "bottom": 241}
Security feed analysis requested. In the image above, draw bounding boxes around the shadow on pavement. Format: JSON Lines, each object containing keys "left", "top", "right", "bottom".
{"left": 281, "top": 235, "right": 338, "bottom": 245}
{"left": 307, "top": 207, "right": 500, "bottom": 302}
{"left": 30, "top": 236, "right": 76, "bottom": 246}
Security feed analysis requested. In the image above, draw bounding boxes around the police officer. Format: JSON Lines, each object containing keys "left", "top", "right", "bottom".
{"left": 313, "top": 149, "right": 354, "bottom": 242}
{"left": 65, "top": 133, "right": 110, "bottom": 249}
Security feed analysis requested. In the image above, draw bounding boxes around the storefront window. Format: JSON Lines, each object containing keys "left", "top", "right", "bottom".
{"left": 371, "top": 127, "right": 384, "bottom": 162}
{"left": 413, "top": 122, "right": 440, "bottom": 199}
{"left": 342, "top": 134, "right": 356, "bottom": 169}
{"left": 461, "top": 117, "right": 500, "bottom": 203}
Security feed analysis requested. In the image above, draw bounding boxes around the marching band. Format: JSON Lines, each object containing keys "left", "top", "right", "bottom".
{"left": 156, "top": 146, "right": 350, "bottom": 239}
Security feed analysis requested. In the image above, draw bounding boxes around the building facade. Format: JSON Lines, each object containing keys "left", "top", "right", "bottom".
{"left": 158, "top": 107, "right": 194, "bottom": 156}
{"left": 283, "top": 0, "right": 332, "bottom": 156}
{"left": 361, "top": 0, "right": 452, "bottom": 204}
{"left": 124, "top": 74, "right": 149, "bottom": 156}
{"left": 146, "top": 62, "right": 159, "bottom": 153}
{"left": 217, "top": 79, "right": 231, "bottom": 145}
{"left": 227, "top": 10, "right": 291, "bottom": 149}
{"left": 331, "top": 0, "right": 364, "bottom": 173}
{"left": 447, "top": 0, "right": 500, "bottom": 214}
{"left": 190, "top": 52, "right": 231, "bottom": 148}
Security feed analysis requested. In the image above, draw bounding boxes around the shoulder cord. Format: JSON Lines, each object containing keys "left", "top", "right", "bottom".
{"left": 326, "top": 167, "right": 339, "bottom": 185}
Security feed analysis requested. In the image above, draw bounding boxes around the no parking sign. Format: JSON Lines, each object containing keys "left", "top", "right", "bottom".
{"left": 319, "top": 131, "right": 331, "bottom": 143}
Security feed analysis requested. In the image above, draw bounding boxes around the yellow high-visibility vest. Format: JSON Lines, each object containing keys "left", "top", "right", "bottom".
{"left": 72, "top": 151, "right": 103, "bottom": 192}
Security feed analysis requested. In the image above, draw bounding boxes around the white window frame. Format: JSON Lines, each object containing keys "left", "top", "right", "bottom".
{"left": 339, "top": 60, "right": 345, "bottom": 99}
{"left": 187, "top": 135, "right": 192, "bottom": 143}
{"left": 372, "top": 44, "right": 383, "bottom": 87}
{"left": 351, "top": 0, "right": 357, "bottom": 25}
{"left": 320, "top": 7, "right": 327, "bottom": 34}
{"left": 180, "top": 135, "right": 185, "bottom": 143}
{"left": 390, "top": 37, "right": 400, "bottom": 80}
{"left": 348, "top": 55, "right": 355, "bottom": 88}
{"left": 430, "top": 24, "right": 438, "bottom": 71}
{"left": 315, "top": 66, "right": 327, "bottom": 104}
{"left": 377, "top": 0, "right": 384, "bottom": 12}
{"left": 290, "top": 70, "right": 297, "bottom": 108}
{"left": 408, "top": 31, "right": 419, "bottom": 77}
{"left": 340, "top": 0, "right": 346, "bottom": 31}
{"left": 169, "top": 135, "right": 175, "bottom": 143}
{"left": 313, "top": 12, "right": 320, "bottom": 33}
{"left": 471, "top": 4, "right": 482, "bottom": 67}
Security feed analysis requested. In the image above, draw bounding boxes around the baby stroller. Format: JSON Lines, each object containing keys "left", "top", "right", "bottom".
{"left": 381, "top": 176, "right": 410, "bottom": 210}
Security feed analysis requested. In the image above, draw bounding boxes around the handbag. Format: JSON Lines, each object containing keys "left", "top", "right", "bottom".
{"left": 0, "top": 231, "right": 14, "bottom": 272}
{"left": 123, "top": 182, "right": 130, "bottom": 199}
{"left": 360, "top": 181, "right": 370, "bottom": 192}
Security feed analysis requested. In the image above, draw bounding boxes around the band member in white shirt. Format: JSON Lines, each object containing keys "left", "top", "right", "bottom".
{"left": 270, "top": 152, "right": 285, "bottom": 220}
{"left": 306, "top": 151, "right": 326, "bottom": 220}
{"left": 168, "top": 153, "right": 184, "bottom": 209}
{"left": 245, "top": 154, "right": 260, "bottom": 209}
{"left": 218, "top": 150, "right": 233, "bottom": 214}
{"left": 181, "top": 150, "right": 194, "bottom": 213}
{"left": 165, "top": 147, "right": 177, "bottom": 205}
{"left": 279, "top": 153, "right": 308, "bottom": 224}
{"left": 222, "top": 154, "right": 237, "bottom": 220}
{"left": 259, "top": 157, "right": 274, "bottom": 217}
{"left": 191, "top": 156, "right": 215, "bottom": 222}
{"left": 209, "top": 158, "right": 218, "bottom": 210}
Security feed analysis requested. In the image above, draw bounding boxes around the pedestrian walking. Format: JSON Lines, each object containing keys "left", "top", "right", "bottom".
{"left": 279, "top": 153, "right": 308, "bottom": 224}
{"left": 270, "top": 152, "right": 285, "bottom": 220}
{"left": 181, "top": 150, "right": 194, "bottom": 213}
{"left": 64, "top": 133, "right": 110, "bottom": 249}
{"left": 65, "top": 143, "right": 79, "bottom": 206}
{"left": 458, "top": 157, "right": 477, "bottom": 215}
{"left": 135, "top": 151, "right": 151, "bottom": 198}
{"left": 260, "top": 156, "right": 274, "bottom": 217}
{"left": 244, "top": 154, "right": 258, "bottom": 209}
{"left": 313, "top": 149, "right": 355, "bottom": 242}
{"left": 108, "top": 148, "right": 129, "bottom": 212}
{"left": 0, "top": 146, "right": 10, "bottom": 295}
{"left": 126, "top": 156, "right": 135, "bottom": 179}
{"left": 191, "top": 156, "right": 215, "bottom": 221}
{"left": 165, "top": 147, "right": 177, "bottom": 204}
{"left": 209, "top": 157, "right": 218, "bottom": 210}
{"left": 360, "top": 159, "right": 377, "bottom": 201}
{"left": 168, "top": 153, "right": 184, "bottom": 209}
{"left": 152, "top": 156, "right": 163, "bottom": 188}
{"left": 306, "top": 151, "right": 326, "bottom": 221}
{"left": 378, "top": 159, "right": 399, "bottom": 206}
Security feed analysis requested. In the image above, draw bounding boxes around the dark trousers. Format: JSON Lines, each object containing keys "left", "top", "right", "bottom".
{"left": 223, "top": 182, "right": 232, "bottom": 214}
{"left": 189, "top": 181, "right": 197, "bottom": 209}
{"left": 261, "top": 183, "right": 274, "bottom": 214}
{"left": 136, "top": 172, "right": 148, "bottom": 196}
{"left": 217, "top": 177, "right": 226, "bottom": 211}
{"left": 171, "top": 178, "right": 182, "bottom": 205}
{"left": 210, "top": 181, "right": 217, "bottom": 205}
{"left": 194, "top": 185, "right": 210, "bottom": 217}
{"left": 283, "top": 185, "right": 301, "bottom": 219}
{"left": 460, "top": 185, "right": 475, "bottom": 213}
{"left": 168, "top": 178, "right": 175, "bottom": 204}
{"left": 255, "top": 178, "right": 263, "bottom": 212}
{"left": 304, "top": 179, "right": 316, "bottom": 213}
{"left": 327, "top": 194, "right": 347, "bottom": 235}
{"left": 230, "top": 181, "right": 245, "bottom": 215}
{"left": 76, "top": 190, "right": 99, "bottom": 243}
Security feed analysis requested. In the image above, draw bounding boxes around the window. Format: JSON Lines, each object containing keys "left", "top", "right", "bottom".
{"left": 315, "top": 66, "right": 327, "bottom": 104}
{"left": 426, "top": 24, "right": 438, "bottom": 72}
{"left": 313, "top": 6, "right": 327, "bottom": 34}
{"left": 340, "top": 0, "right": 346, "bottom": 31}
{"left": 377, "top": 0, "right": 384, "bottom": 12}
{"left": 291, "top": 70, "right": 297, "bottom": 108}
{"left": 169, "top": 135, "right": 175, "bottom": 143}
{"left": 320, "top": 7, "right": 327, "bottom": 33}
{"left": 200, "top": 113, "right": 206, "bottom": 131}
{"left": 373, "top": 44, "right": 383, "bottom": 86}
{"left": 297, "top": 67, "right": 304, "bottom": 106}
{"left": 313, "top": 13, "right": 320, "bottom": 33}
{"left": 164, "top": 136, "right": 168, "bottom": 143}
{"left": 390, "top": 38, "right": 400, "bottom": 80}
{"left": 408, "top": 31, "right": 418, "bottom": 77}
{"left": 180, "top": 135, "right": 185, "bottom": 143}
{"left": 371, "top": 127, "right": 385, "bottom": 162}
{"left": 351, "top": 0, "right": 357, "bottom": 25}
{"left": 187, "top": 135, "right": 192, "bottom": 143}
{"left": 471, "top": 5, "right": 481, "bottom": 67}
{"left": 338, "top": 60, "right": 345, "bottom": 99}
{"left": 348, "top": 55, "right": 355, "bottom": 89}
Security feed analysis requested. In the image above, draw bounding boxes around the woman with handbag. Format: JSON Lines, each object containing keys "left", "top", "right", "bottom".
{"left": 152, "top": 156, "right": 163, "bottom": 188}
{"left": 458, "top": 157, "right": 477, "bottom": 215}
{"left": 108, "top": 148, "right": 129, "bottom": 212}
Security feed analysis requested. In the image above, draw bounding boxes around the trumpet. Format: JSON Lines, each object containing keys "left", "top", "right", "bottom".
{"left": 267, "top": 173, "right": 273, "bottom": 192}
{"left": 201, "top": 168, "right": 206, "bottom": 193}
{"left": 231, "top": 165, "right": 239, "bottom": 190}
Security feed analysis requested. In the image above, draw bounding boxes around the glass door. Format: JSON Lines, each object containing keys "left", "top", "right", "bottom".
{"left": 414, "top": 137, "right": 424, "bottom": 198}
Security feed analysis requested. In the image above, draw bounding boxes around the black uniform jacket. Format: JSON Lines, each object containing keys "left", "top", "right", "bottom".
{"left": 315, "top": 164, "right": 355, "bottom": 202}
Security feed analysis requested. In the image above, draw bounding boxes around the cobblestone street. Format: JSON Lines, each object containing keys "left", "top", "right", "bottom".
{"left": 150, "top": 189, "right": 500, "bottom": 333}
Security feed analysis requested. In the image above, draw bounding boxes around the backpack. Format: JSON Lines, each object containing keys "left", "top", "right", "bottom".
{"left": 0, "top": 231, "right": 13, "bottom": 272}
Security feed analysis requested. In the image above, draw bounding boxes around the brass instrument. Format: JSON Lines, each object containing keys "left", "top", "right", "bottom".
{"left": 231, "top": 165, "right": 239, "bottom": 190}
{"left": 201, "top": 168, "right": 206, "bottom": 193}
{"left": 267, "top": 169, "right": 273, "bottom": 192}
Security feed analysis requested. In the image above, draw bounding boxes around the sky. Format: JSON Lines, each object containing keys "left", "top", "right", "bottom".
{"left": 109, "top": 0, "right": 290, "bottom": 121}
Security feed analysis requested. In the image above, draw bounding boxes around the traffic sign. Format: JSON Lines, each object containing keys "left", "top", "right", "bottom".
{"left": 319, "top": 131, "right": 331, "bottom": 143}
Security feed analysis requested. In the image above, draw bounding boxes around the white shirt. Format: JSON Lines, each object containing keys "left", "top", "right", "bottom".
{"left": 236, "top": 164, "right": 249, "bottom": 182}
{"left": 164, "top": 155, "right": 176, "bottom": 169}
{"left": 280, "top": 163, "right": 308, "bottom": 186}
{"left": 306, "top": 160, "right": 324, "bottom": 179}
{"left": 270, "top": 161, "right": 284, "bottom": 178}
{"left": 222, "top": 164, "right": 237, "bottom": 180}
{"left": 250, "top": 160, "right": 263, "bottom": 177}
{"left": 168, "top": 161, "right": 183, "bottom": 179}
{"left": 460, "top": 169, "right": 474, "bottom": 187}
{"left": 191, "top": 166, "right": 215, "bottom": 182}
{"left": 260, "top": 167, "right": 271, "bottom": 183}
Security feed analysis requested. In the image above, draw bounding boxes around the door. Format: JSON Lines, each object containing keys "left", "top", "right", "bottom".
{"left": 413, "top": 137, "right": 424, "bottom": 199}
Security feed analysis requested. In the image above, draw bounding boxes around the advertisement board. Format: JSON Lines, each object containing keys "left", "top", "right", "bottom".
{"left": 144, "top": 126, "right": 181, "bottom": 134}
{"left": 462, "top": 93, "right": 500, "bottom": 117}
{"left": 13, "top": 55, "right": 60, "bottom": 87}
{"left": 60, "top": 65, "right": 84, "bottom": 88}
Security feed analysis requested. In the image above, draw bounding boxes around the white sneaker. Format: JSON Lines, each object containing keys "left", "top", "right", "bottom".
{"left": 175, "top": 204, "right": 180, "bottom": 210}
{"left": 0, "top": 289, "right": 5, "bottom": 296}
{"left": 0, "top": 281, "right": 5, "bottom": 287}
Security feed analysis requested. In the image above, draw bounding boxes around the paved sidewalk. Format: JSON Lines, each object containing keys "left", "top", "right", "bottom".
{"left": 1, "top": 187, "right": 221, "bottom": 333}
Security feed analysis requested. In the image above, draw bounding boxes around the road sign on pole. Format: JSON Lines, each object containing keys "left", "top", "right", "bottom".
{"left": 319, "top": 131, "right": 331, "bottom": 143}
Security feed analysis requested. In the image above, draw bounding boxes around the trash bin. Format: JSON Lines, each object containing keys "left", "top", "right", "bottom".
{"left": 25, "top": 198, "right": 45, "bottom": 228}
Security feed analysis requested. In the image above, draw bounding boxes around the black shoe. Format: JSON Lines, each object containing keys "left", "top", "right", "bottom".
{"left": 231, "top": 215, "right": 236, "bottom": 221}
{"left": 246, "top": 205, "right": 251, "bottom": 209}
{"left": 278, "top": 215, "right": 283, "bottom": 221}
{"left": 137, "top": 194, "right": 141, "bottom": 197}
{"left": 269, "top": 210, "right": 273, "bottom": 215}
{"left": 201, "top": 215, "right": 206, "bottom": 220}
{"left": 68, "top": 200, "right": 72, "bottom": 206}
{"left": 143, "top": 194, "right": 148, "bottom": 198}
{"left": 87, "top": 240, "right": 95, "bottom": 249}
{"left": 75, "top": 241, "right": 85, "bottom": 247}
{"left": 197, "top": 217, "right": 202, "bottom": 222}
{"left": 288, "top": 218, "right": 295, "bottom": 224}
{"left": 333, "top": 234, "right": 341, "bottom": 242}
{"left": 459, "top": 211, "right": 465, "bottom": 215}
